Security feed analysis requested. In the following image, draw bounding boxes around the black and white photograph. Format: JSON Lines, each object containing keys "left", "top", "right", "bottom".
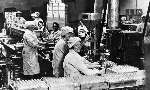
{"left": 0, "top": 0, "right": 149, "bottom": 90}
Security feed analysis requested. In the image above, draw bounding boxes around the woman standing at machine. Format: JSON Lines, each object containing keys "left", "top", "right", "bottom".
{"left": 22, "top": 21, "right": 44, "bottom": 80}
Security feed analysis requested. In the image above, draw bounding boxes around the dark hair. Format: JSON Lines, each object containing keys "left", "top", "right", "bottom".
{"left": 142, "top": 16, "right": 146, "bottom": 22}
{"left": 53, "top": 22, "right": 59, "bottom": 28}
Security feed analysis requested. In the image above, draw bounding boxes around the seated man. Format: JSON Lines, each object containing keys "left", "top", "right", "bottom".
{"left": 63, "top": 37, "right": 104, "bottom": 77}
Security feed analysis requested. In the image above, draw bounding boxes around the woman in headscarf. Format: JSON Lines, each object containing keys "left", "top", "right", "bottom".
{"left": 78, "top": 23, "right": 90, "bottom": 56}
{"left": 52, "top": 26, "right": 74, "bottom": 77}
{"left": 22, "top": 21, "right": 44, "bottom": 79}
{"left": 63, "top": 37, "right": 103, "bottom": 77}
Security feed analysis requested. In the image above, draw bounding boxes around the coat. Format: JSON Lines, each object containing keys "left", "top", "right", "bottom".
{"left": 52, "top": 39, "right": 69, "bottom": 77}
{"left": 22, "top": 30, "right": 40, "bottom": 75}
{"left": 63, "top": 49, "right": 100, "bottom": 77}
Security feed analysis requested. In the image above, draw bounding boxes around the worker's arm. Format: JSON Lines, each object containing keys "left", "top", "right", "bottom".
{"left": 69, "top": 57, "right": 102, "bottom": 75}
{"left": 81, "top": 57, "right": 101, "bottom": 69}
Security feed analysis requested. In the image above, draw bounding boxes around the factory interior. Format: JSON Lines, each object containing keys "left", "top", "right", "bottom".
{"left": 0, "top": 0, "right": 149, "bottom": 90}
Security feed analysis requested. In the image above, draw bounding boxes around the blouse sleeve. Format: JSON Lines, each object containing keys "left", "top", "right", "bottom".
{"left": 68, "top": 56, "right": 99, "bottom": 75}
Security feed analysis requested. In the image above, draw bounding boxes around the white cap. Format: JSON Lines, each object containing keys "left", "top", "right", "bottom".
{"left": 67, "top": 37, "right": 81, "bottom": 48}
{"left": 31, "top": 12, "right": 40, "bottom": 17}
{"left": 16, "top": 11, "right": 22, "bottom": 13}
{"left": 61, "top": 26, "right": 74, "bottom": 36}
{"left": 24, "top": 21, "right": 36, "bottom": 28}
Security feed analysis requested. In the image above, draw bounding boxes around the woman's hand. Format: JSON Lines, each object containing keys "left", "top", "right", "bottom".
{"left": 92, "top": 62, "right": 99, "bottom": 65}
{"left": 86, "top": 64, "right": 101, "bottom": 69}
{"left": 38, "top": 41, "right": 47, "bottom": 45}
{"left": 93, "top": 68, "right": 105, "bottom": 76}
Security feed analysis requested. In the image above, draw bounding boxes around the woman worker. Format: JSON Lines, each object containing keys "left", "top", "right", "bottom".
{"left": 63, "top": 37, "right": 104, "bottom": 77}
{"left": 22, "top": 21, "right": 44, "bottom": 79}
{"left": 77, "top": 23, "right": 90, "bottom": 56}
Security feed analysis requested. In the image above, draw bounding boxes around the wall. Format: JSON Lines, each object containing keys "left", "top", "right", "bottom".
{"left": 120, "top": 0, "right": 150, "bottom": 15}
{"left": 0, "top": 0, "right": 47, "bottom": 12}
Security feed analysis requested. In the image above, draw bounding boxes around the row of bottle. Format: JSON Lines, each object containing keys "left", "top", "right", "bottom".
{"left": 42, "top": 76, "right": 108, "bottom": 90}
{"left": 11, "top": 77, "right": 107, "bottom": 90}
{"left": 12, "top": 79, "right": 48, "bottom": 90}
{"left": 42, "top": 77, "right": 80, "bottom": 90}
{"left": 10, "top": 71, "right": 145, "bottom": 90}
{"left": 109, "top": 65, "right": 139, "bottom": 73}
{"left": 104, "top": 71, "right": 137, "bottom": 82}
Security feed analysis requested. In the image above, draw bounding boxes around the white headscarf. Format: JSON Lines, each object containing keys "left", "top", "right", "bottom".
{"left": 67, "top": 37, "right": 81, "bottom": 48}
{"left": 61, "top": 26, "right": 74, "bottom": 36}
{"left": 31, "top": 12, "right": 40, "bottom": 18}
{"left": 24, "top": 21, "right": 36, "bottom": 29}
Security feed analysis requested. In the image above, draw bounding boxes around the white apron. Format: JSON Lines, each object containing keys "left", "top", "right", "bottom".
{"left": 22, "top": 30, "right": 40, "bottom": 75}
